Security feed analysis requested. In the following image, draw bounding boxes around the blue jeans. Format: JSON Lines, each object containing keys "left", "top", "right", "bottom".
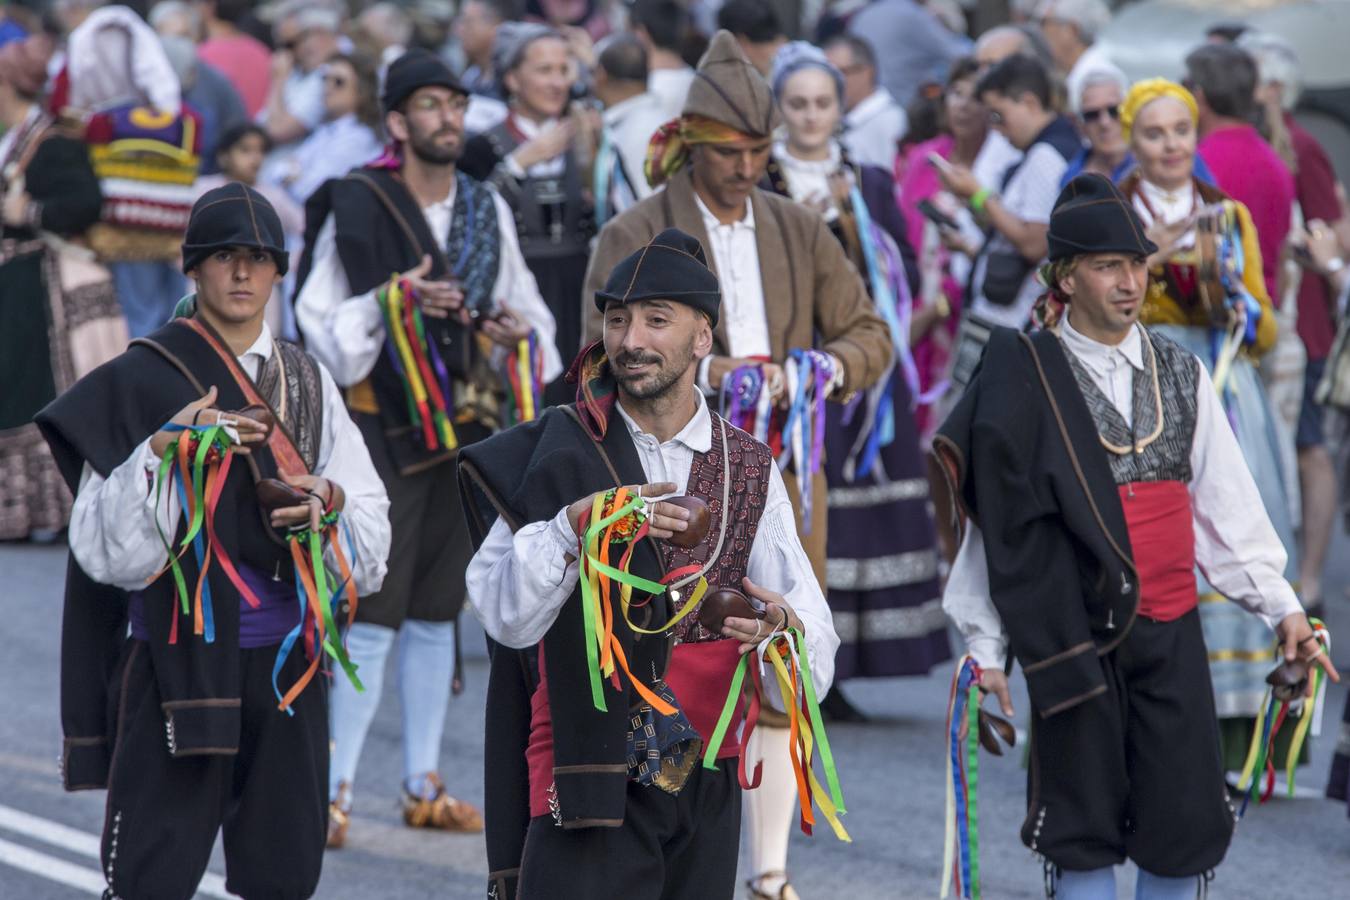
{"left": 1056, "top": 866, "right": 1199, "bottom": 900}
{"left": 110, "top": 261, "right": 188, "bottom": 337}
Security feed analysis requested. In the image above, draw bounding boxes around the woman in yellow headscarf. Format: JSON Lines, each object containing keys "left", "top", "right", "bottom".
{"left": 1119, "top": 78, "right": 1301, "bottom": 773}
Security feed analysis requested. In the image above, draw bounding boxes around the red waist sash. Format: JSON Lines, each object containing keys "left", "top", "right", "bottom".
{"left": 526, "top": 640, "right": 744, "bottom": 817}
{"left": 1117, "top": 480, "right": 1197, "bottom": 621}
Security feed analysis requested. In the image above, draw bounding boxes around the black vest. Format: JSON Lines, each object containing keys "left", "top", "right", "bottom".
{"left": 36, "top": 318, "right": 323, "bottom": 786}
{"left": 295, "top": 167, "right": 492, "bottom": 475}
{"left": 1061, "top": 327, "right": 1199, "bottom": 486}
{"left": 462, "top": 124, "right": 594, "bottom": 261}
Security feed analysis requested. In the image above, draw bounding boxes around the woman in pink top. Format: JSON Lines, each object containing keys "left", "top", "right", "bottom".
{"left": 895, "top": 57, "right": 1013, "bottom": 444}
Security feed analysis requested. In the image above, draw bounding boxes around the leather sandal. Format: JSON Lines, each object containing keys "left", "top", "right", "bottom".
{"left": 401, "top": 773, "right": 485, "bottom": 833}
{"left": 327, "top": 782, "right": 352, "bottom": 849}
{"left": 747, "top": 872, "right": 800, "bottom": 900}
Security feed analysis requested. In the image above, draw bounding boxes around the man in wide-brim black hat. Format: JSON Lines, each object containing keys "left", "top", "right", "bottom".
{"left": 934, "top": 172, "right": 1338, "bottom": 898}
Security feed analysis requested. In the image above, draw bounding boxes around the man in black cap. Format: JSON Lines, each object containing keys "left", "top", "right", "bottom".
{"left": 459, "top": 228, "right": 839, "bottom": 900}
{"left": 35, "top": 183, "right": 391, "bottom": 900}
{"left": 293, "top": 47, "right": 562, "bottom": 846}
{"left": 934, "top": 173, "right": 1337, "bottom": 898}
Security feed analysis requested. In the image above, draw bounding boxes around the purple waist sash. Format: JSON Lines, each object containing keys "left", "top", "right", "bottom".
{"left": 130, "top": 563, "right": 300, "bottom": 649}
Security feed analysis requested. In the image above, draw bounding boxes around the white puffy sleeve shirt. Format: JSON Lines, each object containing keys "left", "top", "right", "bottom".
{"left": 465, "top": 393, "right": 840, "bottom": 698}
{"left": 67, "top": 325, "right": 391, "bottom": 596}
{"left": 294, "top": 182, "right": 562, "bottom": 388}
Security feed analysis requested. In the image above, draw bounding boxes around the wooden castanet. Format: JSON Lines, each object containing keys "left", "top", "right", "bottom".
{"left": 663, "top": 495, "right": 710, "bottom": 549}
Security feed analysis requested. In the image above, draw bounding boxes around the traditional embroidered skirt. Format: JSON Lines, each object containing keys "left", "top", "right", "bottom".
{"left": 1151, "top": 325, "right": 1301, "bottom": 769}
{"left": 823, "top": 369, "right": 950, "bottom": 680}
{"left": 0, "top": 245, "right": 123, "bottom": 539}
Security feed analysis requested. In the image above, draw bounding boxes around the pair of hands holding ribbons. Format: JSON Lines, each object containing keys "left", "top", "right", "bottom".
{"left": 975, "top": 609, "right": 1341, "bottom": 719}
{"left": 152, "top": 387, "right": 344, "bottom": 532}
{"left": 565, "top": 481, "right": 805, "bottom": 652}
{"left": 399, "top": 255, "right": 530, "bottom": 349}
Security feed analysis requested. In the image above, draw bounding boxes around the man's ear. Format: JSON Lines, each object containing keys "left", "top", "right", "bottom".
{"left": 1057, "top": 268, "right": 1076, "bottom": 298}
{"left": 385, "top": 109, "right": 408, "bottom": 143}
{"left": 694, "top": 312, "right": 715, "bottom": 359}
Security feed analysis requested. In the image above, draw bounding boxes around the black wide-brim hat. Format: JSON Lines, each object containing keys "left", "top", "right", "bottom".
{"left": 594, "top": 228, "right": 722, "bottom": 328}
{"left": 180, "top": 182, "right": 288, "bottom": 275}
{"left": 1048, "top": 173, "right": 1159, "bottom": 262}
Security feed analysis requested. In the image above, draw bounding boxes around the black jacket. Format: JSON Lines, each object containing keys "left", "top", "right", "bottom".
{"left": 934, "top": 328, "right": 1141, "bottom": 718}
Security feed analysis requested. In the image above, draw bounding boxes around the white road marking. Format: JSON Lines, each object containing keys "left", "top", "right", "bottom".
{"left": 0, "top": 836, "right": 106, "bottom": 894}
{"left": 0, "top": 803, "right": 234, "bottom": 898}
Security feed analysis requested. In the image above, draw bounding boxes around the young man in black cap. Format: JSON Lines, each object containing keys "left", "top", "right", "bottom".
{"left": 935, "top": 173, "right": 1337, "bottom": 898}
{"left": 459, "top": 228, "right": 839, "bottom": 900}
{"left": 294, "top": 47, "right": 561, "bottom": 845}
{"left": 36, "top": 182, "right": 391, "bottom": 900}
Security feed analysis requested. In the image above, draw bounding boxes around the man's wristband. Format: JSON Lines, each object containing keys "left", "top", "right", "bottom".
{"left": 969, "top": 187, "right": 992, "bottom": 213}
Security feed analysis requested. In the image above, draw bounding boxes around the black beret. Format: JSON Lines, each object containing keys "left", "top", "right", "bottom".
{"left": 181, "top": 182, "right": 288, "bottom": 276}
{"left": 382, "top": 48, "right": 466, "bottom": 114}
{"left": 1048, "top": 173, "right": 1158, "bottom": 262}
{"left": 594, "top": 228, "right": 722, "bottom": 327}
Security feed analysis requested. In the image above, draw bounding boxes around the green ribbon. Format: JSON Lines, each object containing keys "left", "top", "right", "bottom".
{"left": 153, "top": 443, "right": 190, "bottom": 613}
{"left": 293, "top": 523, "right": 363, "bottom": 692}
{"left": 702, "top": 652, "right": 751, "bottom": 768}
{"left": 576, "top": 493, "right": 649, "bottom": 712}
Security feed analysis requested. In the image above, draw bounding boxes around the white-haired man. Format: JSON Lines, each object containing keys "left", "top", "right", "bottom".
{"left": 357, "top": 1, "right": 413, "bottom": 75}
{"left": 1035, "top": 0, "right": 1112, "bottom": 108}
{"left": 1059, "top": 65, "right": 1128, "bottom": 185}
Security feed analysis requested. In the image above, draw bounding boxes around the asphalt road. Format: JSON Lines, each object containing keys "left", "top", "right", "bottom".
{"left": 3, "top": 540, "right": 1349, "bottom": 899}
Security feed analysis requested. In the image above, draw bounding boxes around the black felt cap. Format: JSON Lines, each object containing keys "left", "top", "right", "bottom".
{"left": 382, "top": 48, "right": 466, "bottom": 114}
{"left": 1048, "top": 173, "right": 1158, "bottom": 262}
{"left": 181, "top": 182, "right": 288, "bottom": 275}
{"left": 594, "top": 228, "right": 722, "bottom": 327}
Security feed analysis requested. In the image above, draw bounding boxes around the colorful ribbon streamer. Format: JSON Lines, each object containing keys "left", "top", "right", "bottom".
{"left": 779, "top": 349, "right": 835, "bottom": 532}
{"left": 504, "top": 331, "right": 545, "bottom": 424}
{"left": 941, "top": 656, "right": 983, "bottom": 899}
{"left": 720, "top": 364, "right": 771, "bottom": 443}
{"left": 271, "top": 510, "right": 365, "bottom": 714}
{"left": 702, "top": 627, "right": 850, "bottom": 841}
{"left": 1235, "top": 619, "right": 1331, "bottom": 814}
{"left": 151, "top": 423, "right": 259, "bottom": 644}
{"left": 376, "top": 276, "right": 458, "bottom": 451}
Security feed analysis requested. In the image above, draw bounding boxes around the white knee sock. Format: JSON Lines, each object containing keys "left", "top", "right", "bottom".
{"left": 744, "top": 725, "right": 797, "bottom": 892}
{"left": 398, "top": 619, "right": 458, "bottom": 794}
{"left": 328, "top": 622, "right": 397, "bottom": 804}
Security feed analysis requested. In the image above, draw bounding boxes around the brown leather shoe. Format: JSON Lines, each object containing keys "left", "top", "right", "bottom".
{"left": 327, "top": 782, "right": 352, "bottom": 849}
{"left": 401, "top": 773, "right": 484, "bottom": 833}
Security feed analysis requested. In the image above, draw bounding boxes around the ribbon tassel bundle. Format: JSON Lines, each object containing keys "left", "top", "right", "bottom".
{"left": 575, "top": 488, "right": 711, "bottom": 714}
{"left": 941, "top": 656, "right": 983, "bottom": 899}
{"left": 272, "top": 513, "right": 364, "bottom": 715}
{"left": 1235, "top": 620, "right": 1330, "bottom": 814}
{"left": 703, "top": 627, "right": 850, "bottom": 842}
{"left": 720, "top": 364, "right": 771, "bottom": 444}
{"left": 504, "top": 332, "right": 545, "bottom": 424}
{"left": 377, "top": 276, "right": 458, "bottom": 451}
{"left": 779, "top": 349, "right": 835, "bottom": 532}
{"left": 152, "top": 423, "right": 259, "bottom": 644}
{"left": 843, "top": 185, "right": 945, "bottom": 481}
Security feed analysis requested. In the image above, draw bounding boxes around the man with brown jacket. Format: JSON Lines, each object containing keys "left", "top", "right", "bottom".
{"left": 581, "top": 30, "right": 890, "bottom": 900}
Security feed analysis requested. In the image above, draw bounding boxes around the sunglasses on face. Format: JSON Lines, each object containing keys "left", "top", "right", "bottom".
{"left": 1081, "top": 105, "right": 1120, "bottom": 124}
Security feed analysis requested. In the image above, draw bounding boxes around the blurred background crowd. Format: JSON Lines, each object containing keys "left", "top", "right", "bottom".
{"left": 4, "top": 0, "right": 1350, "bottom": 846}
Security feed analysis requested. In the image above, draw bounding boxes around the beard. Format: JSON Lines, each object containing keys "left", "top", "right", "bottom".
{"left": 612, "top": 337, "right": 696, "bottom": 402}
{"left": 406, "top": 122, "right": 463, "bottom": 166}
